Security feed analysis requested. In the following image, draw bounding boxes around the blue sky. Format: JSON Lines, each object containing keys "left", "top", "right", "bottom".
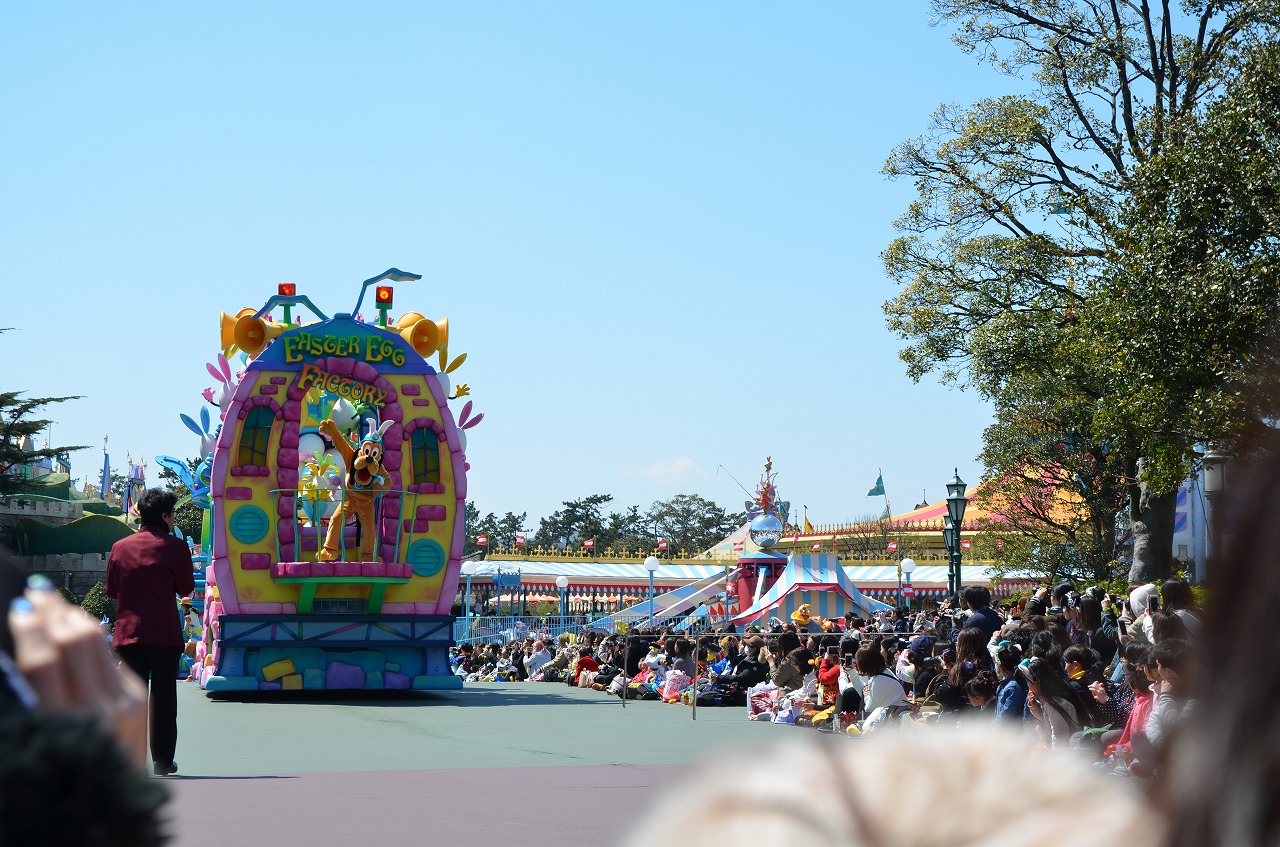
{"left": 1, "top": 3, "right": 1011, "bottom": 530}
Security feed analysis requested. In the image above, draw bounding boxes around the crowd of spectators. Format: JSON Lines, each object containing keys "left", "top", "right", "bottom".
{"left": 451, "top": 577, "right": 1199, "bottom": 773}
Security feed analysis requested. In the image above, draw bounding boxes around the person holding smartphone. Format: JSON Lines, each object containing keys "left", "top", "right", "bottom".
{"left": 3, "top": 557, "right": 168, "bottom": 845}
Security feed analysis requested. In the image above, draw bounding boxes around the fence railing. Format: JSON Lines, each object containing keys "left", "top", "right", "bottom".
{"left": 454, "top": 615, "right": 584, "bottom": 645}
{"left": 269, "top": 488, "right": 428, "bottom": 564}
{"left": 453, "top": 608, "right": 741, "bottom": 645}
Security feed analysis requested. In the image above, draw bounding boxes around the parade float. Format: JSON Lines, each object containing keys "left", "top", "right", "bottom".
{"left": 172, "top": 270, "right": 478, "bottom": 692}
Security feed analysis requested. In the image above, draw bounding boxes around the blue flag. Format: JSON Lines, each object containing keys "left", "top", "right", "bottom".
{"left": 881, "top": 504, "right": 891, "bottom": 520}
{"left": 867, "top": 474, "right": 885, "bottom": 497}
{"left": 100, "top": 452, "right": 110, "bottom": 501}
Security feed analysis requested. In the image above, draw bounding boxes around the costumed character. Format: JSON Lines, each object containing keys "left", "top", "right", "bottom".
{"left": 791, "top": 603, "right": 815, "bottom": 631}
{"left": 318, "top": 418, "right": 393, "bottom": 562}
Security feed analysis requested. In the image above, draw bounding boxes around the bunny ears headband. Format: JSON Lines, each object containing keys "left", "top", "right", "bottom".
{"left": 361, "top": 420, "right": 395, "bottom": 446}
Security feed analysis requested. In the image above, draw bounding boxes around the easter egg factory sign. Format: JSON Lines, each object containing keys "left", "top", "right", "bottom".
{"left": 282, "top": 330, "right": 407, "bottom": 367}
{"left": 296, "top": 362, "right": 387, "bottom": 408}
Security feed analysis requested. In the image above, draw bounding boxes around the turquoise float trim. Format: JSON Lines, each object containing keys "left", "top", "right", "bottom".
{"left": 406, "top": 538, "right": 446, "bottom": 578}
{"left": 229, "top": 505, "right": 269, "bottom": 544}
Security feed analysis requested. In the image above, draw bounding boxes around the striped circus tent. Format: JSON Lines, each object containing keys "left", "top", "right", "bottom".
{"left": 732, "top": 555, "right": 893, "bottom": 626}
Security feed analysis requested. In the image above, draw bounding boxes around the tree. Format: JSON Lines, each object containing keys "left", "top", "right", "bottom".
{"left": 0, "top": 388, "right": 85, "bottom": 497}
{"left": 532, "top": 494, "right": 615, "bottom": 551}
{"left": 522, "top": 493, "right": 746, "bottom": 555}
{"left": 971, "top": 368, "right": 1130, "bottom": 585}
{"left": 465, "top": 508, "right": 528, "bottom": 556}
{"left": 645, "top": 494, "right": 747, "bottom": 554}
{"left": 158, "top": 457, "right": 205, "bottom": 541}
{"left": 883, "top": 2, "right": 1280, "bottom": 582}
{"left": 80, "top": 581, "right": 116, "bottom": 622}
{"left": 462, "top": 501, "right": 481, "bottom": 556}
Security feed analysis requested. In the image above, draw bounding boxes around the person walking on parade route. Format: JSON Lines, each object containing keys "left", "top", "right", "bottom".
{"left": 107, "top": 488, "right": 194, "bottom": 776}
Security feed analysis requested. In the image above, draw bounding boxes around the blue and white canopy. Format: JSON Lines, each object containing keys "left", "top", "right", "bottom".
{"left": 465, "top": 560, "right": 724, "bottom": 582}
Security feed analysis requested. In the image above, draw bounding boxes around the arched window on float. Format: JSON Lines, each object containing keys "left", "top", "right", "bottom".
{"left": 410, "top": 427, "right": 441, "bottom": 486}
{"left": 238, "top": 406, "right": 275, "bottom": 468}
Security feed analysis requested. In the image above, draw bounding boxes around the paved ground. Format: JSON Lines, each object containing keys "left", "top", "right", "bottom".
{"left": 162, "top": 682, "right": 781, "bottom": 846}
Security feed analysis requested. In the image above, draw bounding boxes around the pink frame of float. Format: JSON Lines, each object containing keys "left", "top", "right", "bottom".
{"left": 198, "top": 300, "right": 471, "bottom": 693}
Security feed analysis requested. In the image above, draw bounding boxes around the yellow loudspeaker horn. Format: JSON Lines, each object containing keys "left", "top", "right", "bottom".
{"left": 399, "top": 318, "right": 440, "bottom": 359}
{"left": 220, "top": 308, "right": 256, "bottom": 351}
{"left": 233, "top": 314, "right": 285, "bottom": 358}
{"left": 435, "top": 317, "right": 448, "bottom": 351}
{"left": 393, "top": 311, "right": 426, "bottom": 330}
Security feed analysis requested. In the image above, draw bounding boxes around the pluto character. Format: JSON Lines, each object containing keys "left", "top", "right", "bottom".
{"left": 318, "top": 418, "right": 393, "bottom": 562}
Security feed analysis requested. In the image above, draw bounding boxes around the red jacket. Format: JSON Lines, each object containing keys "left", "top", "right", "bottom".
{"left": 573, "top": 655, "right": 599, "bottom": 684}
{"left": 106, "top": 526, "right": 195, "bottom": 649}
{"left": 817, "top": 658, "right": 842, "bottom": 687}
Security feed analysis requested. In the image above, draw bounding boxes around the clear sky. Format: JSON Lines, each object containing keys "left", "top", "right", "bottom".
{"left": 1, "top": 3, "right": 1010, "bottom": 531}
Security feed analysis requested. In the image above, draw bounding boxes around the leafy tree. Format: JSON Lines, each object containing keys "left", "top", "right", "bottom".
{"left": 883, "top": 2, "right": 1280, "bottom": 582}
{"left": 645, "top": 494, "right": 746, "bottom": 555}
{"left": 80, "top": 581, "right": 116, "bottom": 622}
{"left": 462, "top": 501, "right": 481, "bottom": 556}
{"left": 0, "top": 368, "right": 85, "bottom": 496}
{"left": 513, "top": 493, "right": 746, "bottom": 555}
{"left": 158, "top": 457, "right": 205, "bottom": 541}
{"left": 972, "top": 372, "right": 1130, "bottom": 585}
{"left": 533, "top": 494, "right": 614, "bottom": 551}
{"left": 466, "top": 509, "right": 528, "bottom": 555}
{"left": 109, "top": 471, "right": 128, "bottom": 503}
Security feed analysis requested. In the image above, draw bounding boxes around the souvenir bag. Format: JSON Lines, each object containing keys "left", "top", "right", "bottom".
{"left": 661, "top": 670, "right": 692, "bottom": 701}
{"left": 771, "top": 698, "right": 801, "bottom": 725}
{"left": 747, "top": 683, "right": 780, "bottom": 720}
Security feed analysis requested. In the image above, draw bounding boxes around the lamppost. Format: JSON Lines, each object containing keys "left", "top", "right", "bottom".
{"left": 942, "top": 517, "right": 956, "bottom": 596}
{"left": 556, "top": 575, "right": 569, "bottom": 636}
{"left": 901, "top": 557, "right": 916, "bottom": 614}
{"left": 944, "top": 469, "right": 968, "bottom": 599}
{"left": 1201, "top": 445, "right": 1229, "bottom": 582}
{"left": 460, "top": 561, "right": 478, "bottom": 629}
{"left": 643, "top": 556, "right": 661, "bottom": 630}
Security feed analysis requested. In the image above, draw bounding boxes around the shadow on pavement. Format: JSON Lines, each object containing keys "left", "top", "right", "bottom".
{"left": 204, "top": 687, "right": 631, "bottom": 708}
{"left": 167, "top": 775, "right": 299, "bottom": 781}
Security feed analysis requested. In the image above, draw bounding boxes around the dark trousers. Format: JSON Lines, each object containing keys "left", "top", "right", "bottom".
{"left": 118, "top": 644, "right": 181, "bottom": 767}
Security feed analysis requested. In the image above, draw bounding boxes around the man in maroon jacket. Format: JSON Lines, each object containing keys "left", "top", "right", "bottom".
{"left": 106, "top": 488, "right": 194, "bottom": 776}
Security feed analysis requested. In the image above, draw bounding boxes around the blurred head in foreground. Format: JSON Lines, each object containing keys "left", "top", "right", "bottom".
{"left": 625, "top": 725, "right": 1163, "bottom": 847}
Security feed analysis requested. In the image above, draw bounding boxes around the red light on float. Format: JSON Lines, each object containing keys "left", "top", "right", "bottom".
{"left": 278, "top": 283, "right": 297, "bottom": 296}
{"left": 375, "top": 285, "right": 393, "bottom": 307}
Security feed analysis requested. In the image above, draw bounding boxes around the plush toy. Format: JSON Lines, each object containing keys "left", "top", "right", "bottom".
{"left": 318, "top": 418, "right": 393, "bottom": 562}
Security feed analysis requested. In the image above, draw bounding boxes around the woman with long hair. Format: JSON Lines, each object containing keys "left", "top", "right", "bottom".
{"left": 1019, "top": 655, "right": 1093, "bottom": 748}
{"left": 1076, "top": 596, "right": 1119, "bottom": 666}
{"left": 926, "top": 627, "right": 993, "bottom": 714}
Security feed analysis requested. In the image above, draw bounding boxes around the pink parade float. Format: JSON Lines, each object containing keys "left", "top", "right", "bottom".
{"left": 186, "top": 270, "right": 480, "bottom": 692}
